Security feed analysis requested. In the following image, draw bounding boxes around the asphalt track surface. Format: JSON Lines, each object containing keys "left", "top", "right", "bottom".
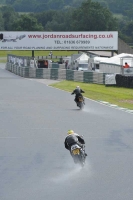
{"left": 0, "top": 63, "right": 133, "bottom": 200}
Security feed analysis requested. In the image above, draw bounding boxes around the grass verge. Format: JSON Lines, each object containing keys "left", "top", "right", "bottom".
{"left": 0, "top": 50, "right": 78, "bottom": 57}
{"left": 50, "top": 80, "right": 133, "bottom": 110}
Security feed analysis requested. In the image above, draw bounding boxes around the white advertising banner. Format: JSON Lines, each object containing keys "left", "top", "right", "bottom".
{"left": 0, "top": 31, "right": 118, "bottom": 50}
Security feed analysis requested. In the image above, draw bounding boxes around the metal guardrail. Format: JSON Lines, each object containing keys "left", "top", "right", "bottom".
{"left": 35, "top": 55, "right": 70, "bottom": 59}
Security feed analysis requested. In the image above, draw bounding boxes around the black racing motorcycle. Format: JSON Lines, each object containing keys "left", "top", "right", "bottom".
{"left": 76, "top": 95, "right": 85, "bottom": 110}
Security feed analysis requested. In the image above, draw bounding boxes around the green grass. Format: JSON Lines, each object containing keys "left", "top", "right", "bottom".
{"left": 0, "top": 50, "right": 78, "bottom": 57}
{"left": 50, "top": 80, "right": 133, "bottom": 110}
{"left": 0, "top": 50, "right": 78, "bottom": 63}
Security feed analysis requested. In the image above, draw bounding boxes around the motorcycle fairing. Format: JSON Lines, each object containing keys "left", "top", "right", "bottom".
{"left": 71, "top": 144, "right": 81, "bottom": 155}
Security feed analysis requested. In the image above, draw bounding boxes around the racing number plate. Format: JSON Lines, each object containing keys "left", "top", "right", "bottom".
{"left": 79, "top": 98, "right": 83, "bottom": 102}
{"left": 72, "top": 148, "right": 80, "bottom": 155}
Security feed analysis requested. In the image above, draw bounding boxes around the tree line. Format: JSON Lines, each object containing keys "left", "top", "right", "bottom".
{"left": 97, "top": 0, "right": 133, "bottom": 20}
{"left": 5, "top": 0, "right": 85, "bottom": 12}
{"left": 0, "top": 0, "right": 133, "bottom": 43}
{"left": 4, "top": 0, "right": 133, "bottom": 20}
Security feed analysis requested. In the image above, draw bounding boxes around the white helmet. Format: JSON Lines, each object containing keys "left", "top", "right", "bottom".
{"left": 76, "top": 86, "right": 80, "bottom": 89}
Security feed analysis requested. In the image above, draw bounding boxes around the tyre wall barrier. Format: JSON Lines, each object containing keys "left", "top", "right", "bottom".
{"left": 116, "top": 74, "right": 133, "bottom": 88}
{"left": 6, "top": 63, "right": 106, "bottom": 84}
{"left": 36, "top": 68, "right": 43, "bottom": 78}
{"left": 50, "top": 68, "right": 58, "bottom": 79}
{"left": 51, "top": 63, "right": 59, "bottom": 69}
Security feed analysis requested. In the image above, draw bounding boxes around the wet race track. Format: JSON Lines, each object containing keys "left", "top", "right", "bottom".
{"left": 0, "top": 64, "right": 133, "bottom": 200}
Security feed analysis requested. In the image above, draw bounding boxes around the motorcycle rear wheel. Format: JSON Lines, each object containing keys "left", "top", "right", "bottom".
{"left": 73, "top": 154, "right": 85, "bottom": 167}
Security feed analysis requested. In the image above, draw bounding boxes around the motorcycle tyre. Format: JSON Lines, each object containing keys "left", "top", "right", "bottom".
{"left": 78, "top": 102, "right": 84, "bottom": 110}
{"left": 73, "top": 154, "right": 85, "bottom": 167}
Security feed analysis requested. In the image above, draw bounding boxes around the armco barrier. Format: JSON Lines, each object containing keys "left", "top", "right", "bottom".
{"left": 93, "top": 72, "right": 106, "bottom": 84}
{"left": 58, "top": 69, "right": 66, "bottom": 80}
{"left": 74, "top": 71, "right": 83, "bottom": 82}
{"left": 29, "top": 67, "right": 36, "bottom": 78}
{"left": 43, "top": 69, "right": 51, "bottom": 79}
{"left": 6, "top": 62, "right": 106, "bottom": 84}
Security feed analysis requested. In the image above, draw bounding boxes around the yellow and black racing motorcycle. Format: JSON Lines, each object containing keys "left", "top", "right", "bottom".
{"left": 70, "top": 144, "right": 86, "bottom": 167}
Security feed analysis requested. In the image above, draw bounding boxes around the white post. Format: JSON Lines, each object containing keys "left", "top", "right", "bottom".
{"left": 120, "top": 58, "right": 124, "bottom": 75}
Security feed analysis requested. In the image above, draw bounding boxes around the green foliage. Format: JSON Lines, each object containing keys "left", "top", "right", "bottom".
{"left": 0, "top": 5, "right": 18, "bottom": 30}
{"left": 122, "top": 22, "right": 133, "bottom": 37}
{"left": 34, "top": 0, "right": 118, "bottom": 31}
{"left": 93, "top": 0, "right": 133, "bottom": 20}
{"left": 4, "top": 0, "right": 85, "bottom": 12}
{"left": 11, "top": 14, "right": 44, "bottom": 31}
{"left": 2, "top": 0, "right": 133, "bottom": 20}
{"left": 0, "top": 12, "right": 4, "bottom": 30}
{"left": 0, "top": 0, "right": 6, "bottom": 3}
{"left": 70, "top": 0, "right": 117, "bottom": 31}
{"left": 0, "top": 0, "right": 132, "bottom": 42}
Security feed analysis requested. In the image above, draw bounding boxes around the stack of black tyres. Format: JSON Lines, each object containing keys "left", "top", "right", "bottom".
{"left": 115, "top": 74, "right": 133, "bottom": 88}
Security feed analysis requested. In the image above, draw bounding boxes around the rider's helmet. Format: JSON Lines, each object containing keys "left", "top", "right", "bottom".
{"left": 76, "top": 86, "right": 80, "bottom": 91}
{"left": 67, "top": 130, "right": 74, "bottom": 135}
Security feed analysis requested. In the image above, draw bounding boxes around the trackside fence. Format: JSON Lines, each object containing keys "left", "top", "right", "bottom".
{"left": 6, "top": 62, "right": 106, "bottom": 84}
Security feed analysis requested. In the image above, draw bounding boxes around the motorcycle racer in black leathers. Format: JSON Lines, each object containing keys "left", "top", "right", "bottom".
{"left": 71, "top": 86, "right": 85, "bottom": 105}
